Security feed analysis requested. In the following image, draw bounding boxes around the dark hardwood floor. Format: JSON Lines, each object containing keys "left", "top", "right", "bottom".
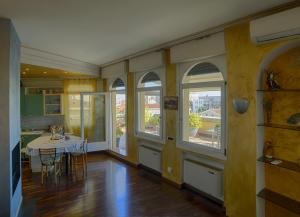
{"left": 21, "top": 153, "right": 226, "bottom": 217}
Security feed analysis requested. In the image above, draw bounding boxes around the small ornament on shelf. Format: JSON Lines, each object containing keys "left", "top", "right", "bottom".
{"left": 263, "top": 141, "right": 274, "bottom": 159}
{"left": 263, "top": 100, "right": 272, "bottom": 123}
{"left": 287, "top": 113, "right": 300, "bottom": 125}
{"left": 265, "top": 69, "right": 281, "bottom": 90}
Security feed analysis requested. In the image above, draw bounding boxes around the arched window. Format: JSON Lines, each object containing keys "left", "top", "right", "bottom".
{"left": 110, "top": 78, "right": 127, "bottom": 156}
{"left": 182, "top": 62, "right": 223, "bottom": 83}
{"left": 138, "top": 71, "right": 161, "bottom": 88}
{"left": 111, "top": 78, "right": 125, "bottom": 90}
{"left": 136, "top": 71, "right": 163, "bottom": 138}
{"left": 180, "top": 62, "right": 226, "bottom": 156}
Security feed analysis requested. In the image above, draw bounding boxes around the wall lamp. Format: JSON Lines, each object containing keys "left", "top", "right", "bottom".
{"left": 233, "top": 97, "right": 250, "bottom": 114}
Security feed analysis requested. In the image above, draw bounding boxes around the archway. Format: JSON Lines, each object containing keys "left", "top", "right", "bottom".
{"left": 256, "top": 40, "right": 300, "bottom": 217}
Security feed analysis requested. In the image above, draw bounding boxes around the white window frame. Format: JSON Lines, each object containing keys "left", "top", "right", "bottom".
{"left": 108, "top": 76, "right": 128, "bottom": 155}
{"left": 177, "top": 56, "right": 227, "bottom": 160}
{"left": 135, "top": 68, "right": 165, "bottom": 143}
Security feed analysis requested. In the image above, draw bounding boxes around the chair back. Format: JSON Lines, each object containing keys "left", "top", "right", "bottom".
{"left": 55, "top": 147, "right": 65, "bottom": 161}
{"left": 39, "top": 148, "right": 56, "bottom": 165}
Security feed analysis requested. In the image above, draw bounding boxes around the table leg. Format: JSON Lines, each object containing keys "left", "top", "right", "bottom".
{"left": 65, "top": 153, "right": 69, "bottom": 175}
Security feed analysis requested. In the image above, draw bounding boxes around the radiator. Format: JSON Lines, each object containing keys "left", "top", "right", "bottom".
{"left": 139, "top": 145, "right": 161, "bottom": 172}
{"left": 183, "top": 159, "right": 223, "bottom": 199}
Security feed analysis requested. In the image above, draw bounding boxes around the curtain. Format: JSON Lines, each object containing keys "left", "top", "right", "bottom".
{"left": 63, "top": 79, "right": 97, "bottom": 137}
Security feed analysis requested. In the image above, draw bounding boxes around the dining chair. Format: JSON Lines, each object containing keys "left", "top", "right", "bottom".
{"left": 39, "top": 148, "right": 63, "bottom": 184}
{"left": 70, "top": 139, "right": 88, "bottom": 177}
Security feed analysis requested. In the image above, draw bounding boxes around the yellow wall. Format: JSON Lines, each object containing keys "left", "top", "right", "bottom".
{"left": 161, "top": 50, "right": 182, "bottom": 184}
{"left": 104, "top": 22, "right": 299, "bottom": 217}
{"left": 224, "top": 23, "right": 293, "bottom": 217}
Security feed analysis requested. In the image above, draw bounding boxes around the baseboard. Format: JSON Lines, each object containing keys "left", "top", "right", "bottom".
{"left": 104, "top": 150, "right": 138, "bottom": 168}
{"left": 162, "top": 176, "right": 182, "bottom": 189}
{"left": 137, "top": 164, "right": 162, "bottom": 176}
{"left": 182, "top": 183, "right": 225, "bottom": 206}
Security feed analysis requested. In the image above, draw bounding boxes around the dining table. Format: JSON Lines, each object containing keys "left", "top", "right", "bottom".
{"left": 27, "top": 134, "right": 83, "bottom": 173}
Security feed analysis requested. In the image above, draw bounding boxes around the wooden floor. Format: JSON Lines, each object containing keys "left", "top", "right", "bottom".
{"left": 21, "top": 153, "right": 226, "bottom": 217}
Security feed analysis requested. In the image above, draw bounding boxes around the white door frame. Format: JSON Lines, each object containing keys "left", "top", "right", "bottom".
{"left": 80, "top": 92, "right": 110, "bottom": 152}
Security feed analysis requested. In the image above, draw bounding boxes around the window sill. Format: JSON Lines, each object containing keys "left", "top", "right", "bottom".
{"left": 135, "top": 132, "right": 165, "bottom": 145}
{"left": 177, "top": 143, "right": 226, "bottom": 161}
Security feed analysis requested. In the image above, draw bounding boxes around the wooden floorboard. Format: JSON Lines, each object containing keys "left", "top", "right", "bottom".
{"left": 20, "top": 153, "right": 226, "bottom": 217}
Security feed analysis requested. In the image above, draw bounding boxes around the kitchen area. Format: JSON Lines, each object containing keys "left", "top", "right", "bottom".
{"left": 20, "top": 63, "right": 105, "bottom": 174}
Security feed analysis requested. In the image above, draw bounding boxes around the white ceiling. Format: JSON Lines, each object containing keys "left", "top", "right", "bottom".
{"left": 0, "top": 0, "right": 290, "bottom": 65}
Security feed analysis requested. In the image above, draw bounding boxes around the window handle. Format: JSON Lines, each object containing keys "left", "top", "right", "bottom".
{"left": 208, "top": 170, "right": 216, "bottom": 175}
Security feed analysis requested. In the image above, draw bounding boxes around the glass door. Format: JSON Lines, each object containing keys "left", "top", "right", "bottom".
{"left": 110, "top": 90, "right": 127, "bottom": 156}
{"left": 80, "top": 92, "right": 109, "bottom": 152}
{"left": 109, "top": 78, "right": 127, "bottom": 156}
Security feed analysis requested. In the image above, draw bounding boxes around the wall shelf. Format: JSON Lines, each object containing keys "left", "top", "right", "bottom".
{"left": 258, "top": 156, "right": 300, "bottom": 173}
{"left": 257, "top": 188, "right": 300, "bottom": 215}
{"left": 256, "top": 89, "right": 300, "bottom": 92}
{"left": 257, "top": 123, "right": 300, "bottom": 131}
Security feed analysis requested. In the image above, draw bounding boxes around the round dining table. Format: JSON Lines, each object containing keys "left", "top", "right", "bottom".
{"left": 27, "top": 135, "right": 83, "bottom": 173}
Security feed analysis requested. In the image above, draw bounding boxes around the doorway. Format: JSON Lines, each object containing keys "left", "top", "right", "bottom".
{"left": 80, "top": 92, "right": 110, "bottom": 152}
{"left": 110, "top": 78, "right": 127, "bottom": 156}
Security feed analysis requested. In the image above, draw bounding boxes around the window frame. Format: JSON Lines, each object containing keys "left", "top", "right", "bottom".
{"left": 108, "top": 76, "right": 128, "bottom": 155}
{"left": 135, "top": 68, "right": 165, "bottom": 143}
{"left": 177, "top": 57, "right": 227, "bottom": 160}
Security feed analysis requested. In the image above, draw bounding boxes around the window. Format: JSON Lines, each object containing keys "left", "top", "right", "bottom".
{"left": 136, "top": 71, "right": 163, "bottom": 140}
{"left": 110, "top": 78, "right": 127, "bottom": 156}
{"left": 180, "top": 62, "right": 226, "bottom": 156}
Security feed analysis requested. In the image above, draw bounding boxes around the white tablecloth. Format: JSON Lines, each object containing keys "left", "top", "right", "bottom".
{"left": 27, "top": 135, "right": 83, "bottom": 156}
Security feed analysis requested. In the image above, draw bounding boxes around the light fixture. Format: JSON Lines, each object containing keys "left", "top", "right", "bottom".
{"left": 25, "top": 68, "right": 29, "bottom": 71}
{"left": 233, "top": 97, "right": 249, "bottom": 114}
{"left": 43, "top": 71, "right": 47, "bottom": 74}
{"left": 22, "top": 72, "right": 26, "bottom": 75}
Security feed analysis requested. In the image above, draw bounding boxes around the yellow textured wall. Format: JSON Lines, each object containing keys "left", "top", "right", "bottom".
{"left": 161, "top": 50, "right": 182, "bottom": 184}
{"left": 224, "top": 23, "right": 290, "bottom": 217}
{"left": 126, "top": 71, "right": 139, "bottom": 164}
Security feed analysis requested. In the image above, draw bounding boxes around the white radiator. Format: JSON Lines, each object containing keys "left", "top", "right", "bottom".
{"left": 139, "top": 145, "right": 161, "bottom": 172}
{"left": 183, "top": 159, "right": 223, "bottom": 199}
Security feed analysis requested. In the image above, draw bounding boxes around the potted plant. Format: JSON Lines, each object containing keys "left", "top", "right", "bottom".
{"left": 189, "top": 113, "right": 202, "bottom": 137}
{"left": 116, "top": 128, "right": 124, "bottom": 147}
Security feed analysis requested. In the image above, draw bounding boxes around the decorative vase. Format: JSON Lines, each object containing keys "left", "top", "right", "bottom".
{"left": 264, "top": 141, "right": 274, "bottom": 159}
{"left": 189, "top": 128, "right": 198, "bottom": 137}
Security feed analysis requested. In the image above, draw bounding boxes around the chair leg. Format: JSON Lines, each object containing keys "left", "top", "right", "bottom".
{"left": 41, "top": 165, "right": 44, "bottom": 184}
{"left": 29, "top": 156, "right": 31, "bottom": 170}
{"left": 82, "top": 155, "right": 85, "bottom": 177}
{"left": 84, "top": 153, "right": 87, "bottom": 176}
{"left": 54, "top": 163, "right": 57, "bottom": 184}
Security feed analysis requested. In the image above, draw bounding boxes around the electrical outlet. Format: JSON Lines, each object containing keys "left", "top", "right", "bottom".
{"left": 167, "top": 166, "right": 173, "bottom": 174}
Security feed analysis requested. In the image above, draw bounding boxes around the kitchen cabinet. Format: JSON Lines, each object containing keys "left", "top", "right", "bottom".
{"left": 20, "top": 87, "right": 44, "bottom": 116}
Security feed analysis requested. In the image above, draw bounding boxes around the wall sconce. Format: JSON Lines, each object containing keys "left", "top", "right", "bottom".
{"left": 233, "top": 97, "right": 249, "bottom": 114}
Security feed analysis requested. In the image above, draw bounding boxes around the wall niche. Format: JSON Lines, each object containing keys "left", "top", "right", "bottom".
{"left": 257, "top": 45, "right": 300, "bottom": 217}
